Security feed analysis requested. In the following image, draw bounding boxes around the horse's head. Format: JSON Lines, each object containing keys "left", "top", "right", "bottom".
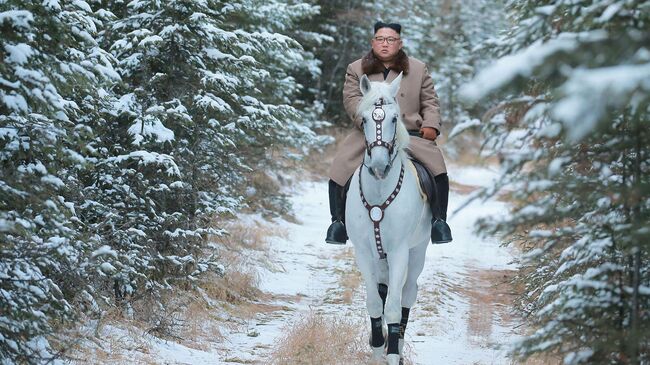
{"left": 358, "top": 73, "right": 409, "bottom": 179}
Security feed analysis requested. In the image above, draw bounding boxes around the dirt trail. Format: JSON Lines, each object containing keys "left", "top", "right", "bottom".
{"left": 70, "top": 166, "right": 523, "bottom": 365}
{"left": 214, "top": 167, "right": 522, "bottom": 365}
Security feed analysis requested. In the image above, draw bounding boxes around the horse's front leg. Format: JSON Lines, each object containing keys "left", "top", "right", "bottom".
{"left": 352, "top": 247, "right": 384, "bottom": 359}
{"left": 398, "top": 242, "right": 427, "bottom": 357}
{"left": 385, "top": 247, "right": 409, "bottom": 365}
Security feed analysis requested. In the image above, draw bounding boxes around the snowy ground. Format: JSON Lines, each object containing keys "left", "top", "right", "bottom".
{"left": 76, "top": 165, "right": 522, "bottom": 364}
{"left": 215, "top": 165, "right": 520, "bottom": 364}
{"left": 220, "top": 167, "right": 516, "bottom": 364}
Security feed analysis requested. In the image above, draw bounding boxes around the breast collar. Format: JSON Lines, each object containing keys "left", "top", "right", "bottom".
{"left": 358, "top": 163, "right": 405, "bottom": 260}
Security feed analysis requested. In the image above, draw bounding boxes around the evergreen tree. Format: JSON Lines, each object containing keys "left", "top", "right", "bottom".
{"left": 84, "top": 0, "right": 323, "bottom": 308}
{"left": 299, "top": 0, "right": 374, "bottom": 126}
{"left": 371, "top": 0, "right": 506, "bottom": 158}
{"left": 0, "top": 1, "right": 118, "bottom": 363}
{"left": 461, "top": 1, "right": 650, "bottom": 363}
{"left": 1, "top": 0, "right": 325, "bottom": 362}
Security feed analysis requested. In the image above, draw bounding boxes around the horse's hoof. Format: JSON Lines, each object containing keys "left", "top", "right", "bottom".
{"left": 371, "top": 345, "right": 384, "bottom": 360}
{"left": 386, "top": 353, "right": 400, "bottom": 365}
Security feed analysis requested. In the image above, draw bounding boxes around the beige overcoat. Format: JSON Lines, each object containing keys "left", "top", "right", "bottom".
{"left": 328, "top": 55, "right": 447, "bottom": 186}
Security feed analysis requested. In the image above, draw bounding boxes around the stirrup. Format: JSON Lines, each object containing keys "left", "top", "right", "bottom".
{"left": 325, "top": 220, "right": 347, "bottom": 245}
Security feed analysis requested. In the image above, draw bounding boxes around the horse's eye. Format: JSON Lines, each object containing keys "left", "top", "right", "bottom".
{"left": 362, "top": 117, "right": 367, "bottom": 125}
{"left": 392, "top": 117, "right": 397, "bottom": 123}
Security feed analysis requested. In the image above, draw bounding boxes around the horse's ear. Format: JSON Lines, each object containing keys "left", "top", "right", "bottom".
{"left": 360, "top": 74, "right": 371, "bottom": 95}
{"left": 389, "top": 72, "right": 403, "bottom": 98}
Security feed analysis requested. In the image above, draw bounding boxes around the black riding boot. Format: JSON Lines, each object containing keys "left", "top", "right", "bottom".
{"left": 431, "top": 173, "right": 452, "bottom": 244}
{"left": 325, "top": 180, "right": 348, "bottom": 244}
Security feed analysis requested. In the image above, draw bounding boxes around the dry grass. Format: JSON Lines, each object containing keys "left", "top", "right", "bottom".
{"left": 176, "top": 296, "right": 223, "bottom": 350}
{"left": 205, "top": 267, "right": 262, "bottom": 305}
{"left": 219, "top": 219, "right": 288, "bottom": 251}
{"left": 299, "top": 127, "right": 350, "bottom": 180}
{"left": 444, "top": 131, "right": 499, "bottom": 167}
{"left": 339, "top": 268, "right": 363, "bottom": 304}
{"left": 64, "top": 307, "right": 168, "bottom": 364}
{"left": 242, "top": 169, "right": 298, "bottom": 221}
{"left": 206, "top": 220, "right": 288, "bottom": 304}
{"left": 53, "top": 314, "right": 126, "bottom": 364}
{"left": 443, "top": 268, "right": 563, "bottom": 365}
{"left": 451, "top": 244, "right": 564, "bottom": 365}
{"left": 453, "top": 268, "right": 519, "bottom": 346}
{"left": 517, "top": 354, "right": 562, "bottom": 364}
{"left": 449, "top": 180, "right": 482, "bottom": 195}
{"left": 65, "top": 300, "right": 222, "bottom": 364}
{"left": 331, "top": 247, "right": 363, "bottom": 304}
{"left": 269, "top": 311, "right": 370, "bottom": 365}
{"left": 102, "top": 263, "right": 261, "bottom": 351}
{"left": 66, "top": 218, "right": 289, "bottom": 363}
{"left": 270, "top": 311, "right": 417, "bottom": 365}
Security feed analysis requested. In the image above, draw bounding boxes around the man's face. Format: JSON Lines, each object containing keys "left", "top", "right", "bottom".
{"left": 371, "top": 28, "right": 402, "bottom": 62}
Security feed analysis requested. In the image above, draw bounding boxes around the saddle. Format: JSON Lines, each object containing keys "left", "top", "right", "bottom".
{"left": 408, "top": 155, "right": 435, "bottom": 205}
{"left": 405, "top": 130, "right": 436, "bottom": 204}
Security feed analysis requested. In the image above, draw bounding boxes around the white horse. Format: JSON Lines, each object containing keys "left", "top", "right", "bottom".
{"left": 346, "top": 73, "right": 432, "bottom": 365}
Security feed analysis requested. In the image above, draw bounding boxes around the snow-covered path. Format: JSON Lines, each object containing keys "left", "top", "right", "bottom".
{"left": 85, "top": 166, "right": 521, "bottom": 364}
{"left": 213, "top": 166, "right": 521, "bottom": 364}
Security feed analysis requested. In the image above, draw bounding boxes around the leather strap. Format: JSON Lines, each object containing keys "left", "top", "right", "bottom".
{"left": 358, "top": 164, "right": 405, "bottom": 259}
{"left": 365, "top": 98, "right": 395, "bottom": 155}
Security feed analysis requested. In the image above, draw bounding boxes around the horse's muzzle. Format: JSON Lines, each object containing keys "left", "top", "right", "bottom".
{"left": 371, "top": 164, "right": 392, "bottom": 179}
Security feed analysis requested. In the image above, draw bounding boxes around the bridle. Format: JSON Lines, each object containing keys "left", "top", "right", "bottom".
{"left": 362, "top": 97, "right": 399, "bottom": 174}
{"left": 359, "top": 96, "right": 404, "bottom": 259}
{"left": 364, "top": 97, "right": 396, "bottom": 155}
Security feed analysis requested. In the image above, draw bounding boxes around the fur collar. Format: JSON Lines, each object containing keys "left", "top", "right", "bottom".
{"left": 361, "top": 49, "right": 409, "bottom": 76}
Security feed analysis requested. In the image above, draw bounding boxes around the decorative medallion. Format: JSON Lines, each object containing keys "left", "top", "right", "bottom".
{"left": 372, "top": 108, "right": 385, "bottom": 121}
{"left": 369, "top": 206, "right": 383, "bottom": 222}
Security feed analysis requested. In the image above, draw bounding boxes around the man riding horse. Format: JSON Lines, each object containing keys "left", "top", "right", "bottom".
{"left": 326, "top": 21, "right": 452, "bottom": 245}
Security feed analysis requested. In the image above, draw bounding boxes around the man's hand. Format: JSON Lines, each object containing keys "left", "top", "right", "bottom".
{"left": 420, "top": 127, "right": 438, "bottom": 141}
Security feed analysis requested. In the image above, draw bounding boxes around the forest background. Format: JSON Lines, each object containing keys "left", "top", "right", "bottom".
{"left": 1, "top": 0, "right": 649, "bottom": 364}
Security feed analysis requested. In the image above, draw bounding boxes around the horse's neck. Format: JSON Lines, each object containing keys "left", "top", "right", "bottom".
{"left": 360, "top": 156, "right": 406, "bottom": 203}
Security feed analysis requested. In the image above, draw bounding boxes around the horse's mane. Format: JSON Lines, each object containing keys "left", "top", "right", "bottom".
{"left": 358, "top": 81, "right": 410, "bottom": 159}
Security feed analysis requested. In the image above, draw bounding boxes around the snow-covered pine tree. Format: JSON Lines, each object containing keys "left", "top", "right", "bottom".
{"left": 0, "top": 1, "right": 118, "bottom": 363}
{"left": 224, "top": 0, "right": 327, "bottom": 214}
{"left": 303, "top": 0, "right": 375, "bottom": 126}
{"left": 372, "top": 0, "right": 507, "bottom": 157}
{"left": 86, "top": 0, "right": 322, "bottom": 309}
{"left": 461, "top": 1, "right": 650, "bottom": 363}
{"left": 278, "top": 3, "right": 335, "bottom": 134}
{"left": 410, "top": 0, "right": 476, "bottom": 139}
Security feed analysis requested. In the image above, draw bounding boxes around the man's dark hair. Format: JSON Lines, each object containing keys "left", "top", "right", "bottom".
{"left": 374, "top": 21, "right": 401, "bottom": 34}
